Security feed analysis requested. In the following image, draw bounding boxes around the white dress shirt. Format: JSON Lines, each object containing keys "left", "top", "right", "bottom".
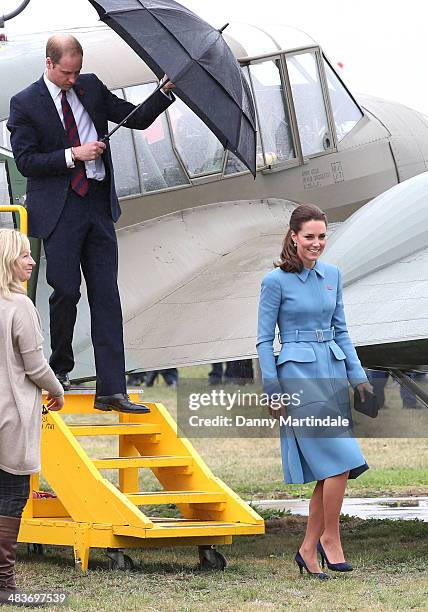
{"left": 43, "top": 73, "right": 106, "bottom": 180}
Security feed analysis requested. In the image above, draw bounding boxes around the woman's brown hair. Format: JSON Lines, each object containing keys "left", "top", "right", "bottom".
{"left": 275, "top": 203, "right": 327, "bottom": 273}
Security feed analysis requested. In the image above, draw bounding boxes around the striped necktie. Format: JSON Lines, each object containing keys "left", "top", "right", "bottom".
{"left": 61, "top": 90, "right": 89, "bottom": 197}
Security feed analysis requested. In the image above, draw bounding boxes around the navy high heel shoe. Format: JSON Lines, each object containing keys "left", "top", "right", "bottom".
{"left": 295, "top": 551, "right": 329, "bottom": 580}
{"left": 317, "top": 541, "right": 353, "bottom": 572}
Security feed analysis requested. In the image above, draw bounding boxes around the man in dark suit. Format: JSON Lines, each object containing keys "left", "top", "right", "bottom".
{"left": 7, "top": 34, "right": 175, "bottom": 414}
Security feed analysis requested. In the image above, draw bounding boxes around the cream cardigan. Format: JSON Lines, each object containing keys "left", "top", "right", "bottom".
{"left": 0, "top": 292, "right": 64, "bottom": 475}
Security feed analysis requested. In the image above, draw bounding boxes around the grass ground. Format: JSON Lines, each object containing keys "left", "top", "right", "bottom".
{"left": 14, "top": 516, "right": 428, "bottom": 611}
{"left": 12, "top": 366, "right": 428, "bottom": 610}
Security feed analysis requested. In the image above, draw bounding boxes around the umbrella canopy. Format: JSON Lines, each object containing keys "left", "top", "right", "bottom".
{"left": 87, "top": 0, "right": 257, "bottom": 176}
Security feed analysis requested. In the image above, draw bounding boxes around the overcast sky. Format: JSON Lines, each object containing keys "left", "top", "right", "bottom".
{"left": 2, "top": 0, "right": 428, "bottom": 115}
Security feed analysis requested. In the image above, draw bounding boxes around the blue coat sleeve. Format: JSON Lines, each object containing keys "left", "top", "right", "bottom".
{"left": 331, "top": 267, "right": 368, "bottom": 387}
{"left": 256, "top": 273, "right": 282, "bottom": 396}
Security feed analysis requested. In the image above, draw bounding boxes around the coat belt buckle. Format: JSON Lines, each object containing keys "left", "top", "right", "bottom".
{"left": 315, "top": 329, "right": 324, "bottom": 342}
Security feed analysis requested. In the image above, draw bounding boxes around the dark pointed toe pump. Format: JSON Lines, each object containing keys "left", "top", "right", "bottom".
{"left": 295, "top": 551, "right": 330, "bottom": 580}
{"left": 317, "top": 541, "right": 353, "bottom": 572}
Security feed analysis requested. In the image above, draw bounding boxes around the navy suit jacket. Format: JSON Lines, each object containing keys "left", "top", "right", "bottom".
{"left": 7, "top": 74, "right": 174, "bottom": 238}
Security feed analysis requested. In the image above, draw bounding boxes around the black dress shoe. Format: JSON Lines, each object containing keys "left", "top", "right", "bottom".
{"left": 94, "top": 393, "right": 150, "bottom": 414}
{"left": 55, "top": 372, "right": 71, "bottom": 392}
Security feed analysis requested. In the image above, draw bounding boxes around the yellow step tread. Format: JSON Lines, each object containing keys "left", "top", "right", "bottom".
{"left": 69, "top": 423, "right": 160, "bottom": 436}
{"left": 92, "top": 456, "right": 192, "bottom": 469}
{"left": 113, "top": 520, "right": 265, "bottom": 538}
{"left": 127, "top": 491, "right": 226, "bottom": 505}
{"left": 19, "top": 518, "right": 264, "bottom": 539}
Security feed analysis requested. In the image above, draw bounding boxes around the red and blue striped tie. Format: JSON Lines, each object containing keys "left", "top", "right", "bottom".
{"left": 61, "top": 90, "right": 89, "bottom": 197}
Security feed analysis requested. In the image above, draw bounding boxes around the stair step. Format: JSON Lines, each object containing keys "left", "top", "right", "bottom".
{"left": 69, "top": 423, "right": 160, "bottom": 436}
{"left": 93, "top": 456, "right": 192, "bottom": 469}
{"left": 151, "top": 519, "right": 236, "bottom": 526}
{"left": 149, "top": 521, "right": 263, "bottom": 537}
{"left": 113, "top": 519, "right": 264, "bottom": 538}
{"left": 126, "top": 491, "right": 226, "bottom": 505}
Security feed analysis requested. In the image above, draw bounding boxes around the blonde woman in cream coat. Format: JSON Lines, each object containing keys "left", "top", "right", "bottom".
{"left": 0, "top": 229, "right": 64, "bottom": 599}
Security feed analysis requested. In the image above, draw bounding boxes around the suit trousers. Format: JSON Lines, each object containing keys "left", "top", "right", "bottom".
{"left": 43, "top": 179, "right": 126, "bottom": 395}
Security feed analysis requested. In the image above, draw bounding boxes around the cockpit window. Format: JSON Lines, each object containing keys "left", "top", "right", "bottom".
{"left": 286, "top": 51, "right": 332, "bottom": 157}
{"left": 225, "top": 65, "right": 264, "bottom": 175}
{"left": 224, "top": 151, "right": 247, "bottom": 175}
{"left": 249, "top": 59, "right": 296, "bottom": 166}
{"left": 226, "top": 23, "right": 280, "bottom": 56}
{"left": 125, "top": 84, "right": 190, "bottom": 193}
{"left": 323, "top": 59, "right": 363, "bottom": 142}
{"left": 108, "top": 89, "right": 141, "bottom": 198}
{"left": 169, "top": 97, "right": 225, "bottom": 177}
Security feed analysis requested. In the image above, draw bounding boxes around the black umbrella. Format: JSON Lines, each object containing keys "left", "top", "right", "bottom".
{"left": 87, "top": 0, "right": 257, "bottom": 176}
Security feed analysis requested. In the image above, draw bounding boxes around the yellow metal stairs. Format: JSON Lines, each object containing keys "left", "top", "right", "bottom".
{"left": 20, "top": 392, "right": 264, "bottom": 572}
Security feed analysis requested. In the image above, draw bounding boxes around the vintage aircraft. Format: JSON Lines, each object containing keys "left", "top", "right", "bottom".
{"left": 1, "top": 19, "right": 428, "bottom": 379}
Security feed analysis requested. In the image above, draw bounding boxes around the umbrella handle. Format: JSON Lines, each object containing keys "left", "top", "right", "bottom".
{"left": 102, "top": 77, "right": 171, "bottom": 143}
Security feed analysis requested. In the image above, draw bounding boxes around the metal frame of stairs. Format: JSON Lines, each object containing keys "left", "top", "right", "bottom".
{"left": 20, "top": 391, "right": 264, "bottom": 572}
{"left": 1, "top": 205, "right": 264, "bottom": 572}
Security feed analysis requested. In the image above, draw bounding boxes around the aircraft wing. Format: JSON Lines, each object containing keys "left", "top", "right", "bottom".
{"left": 324, "top": 170, "right": 428, "bottom": 368}
{"left": 37, "top": 198, "right": 296, "bottom": 378}
{"left": 36, "top": 171, "right": 428, "bottom": 378}
{"left": 337, "top": 248, "right": 428, "bottom": 368}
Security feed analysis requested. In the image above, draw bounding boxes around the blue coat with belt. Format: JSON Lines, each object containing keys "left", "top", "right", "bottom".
{"left": 257, "top": 260, "right": 369, "bottom": 484}
{"left": 7, "top": 74, "right": 173, "bottom": 238}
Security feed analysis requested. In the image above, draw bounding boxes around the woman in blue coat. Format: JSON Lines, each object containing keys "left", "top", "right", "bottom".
{"left": 257, "top": 203, "right": 370, "bottom": 579}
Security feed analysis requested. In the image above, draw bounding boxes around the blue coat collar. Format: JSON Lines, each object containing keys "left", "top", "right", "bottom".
{"left": 296, "top": 260, "right": 325, "bottom": 282}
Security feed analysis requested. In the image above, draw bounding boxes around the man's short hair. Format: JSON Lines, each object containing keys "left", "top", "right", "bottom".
{"left": 46, "top": 35, "right": 83, "bottom": 65}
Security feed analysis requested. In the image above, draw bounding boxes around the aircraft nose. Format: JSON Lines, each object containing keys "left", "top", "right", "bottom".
{"left": 363, "top": 97, "right": 428, "bottom": 182}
